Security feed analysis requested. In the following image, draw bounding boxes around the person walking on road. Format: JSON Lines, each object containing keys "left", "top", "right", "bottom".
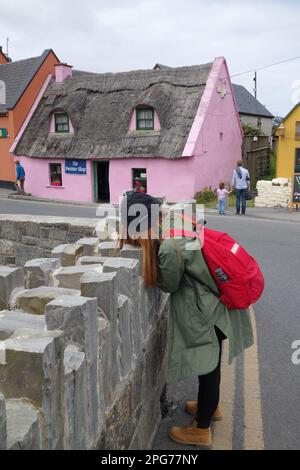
{"left": 120, "top": 192, "right": 254, "bottom": 449}
{"left": 15, "top": 160, "right": 26, "bottom": 195}
{"left": 231, "top": 160, "right": 250, "bottom": 215}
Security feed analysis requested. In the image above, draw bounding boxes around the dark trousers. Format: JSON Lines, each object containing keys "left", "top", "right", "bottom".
{"left": 236, "top": 188, "right": 247, "bottom": 214}
{"left": 197, "top": 327, "right": 226, "bottom": 428}
{"left": 15, "top": 178, "right": 25, "bottom": 194}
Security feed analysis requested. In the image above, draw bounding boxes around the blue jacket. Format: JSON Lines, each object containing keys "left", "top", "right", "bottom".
{"left": 16, "top": 165, "right": 25, "bottom": 180}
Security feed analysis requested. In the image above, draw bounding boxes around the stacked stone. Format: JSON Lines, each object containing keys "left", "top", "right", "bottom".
{"left": 0, "top": 215, "right": 99, "bottom": 266}
{"left": 0, "top": 226, "right": 169, "bottom": 450}
{"left": 255, "top": 178, "right": 292, "bottom": 208}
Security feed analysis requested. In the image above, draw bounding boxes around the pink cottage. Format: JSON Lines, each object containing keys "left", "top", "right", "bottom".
{"left": 12, "top": 58, "right": 243, "bottom": 203}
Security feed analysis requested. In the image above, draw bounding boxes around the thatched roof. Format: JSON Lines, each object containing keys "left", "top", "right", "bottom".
{"left": 15, "top": 62, "right": 213, "bottom": 160}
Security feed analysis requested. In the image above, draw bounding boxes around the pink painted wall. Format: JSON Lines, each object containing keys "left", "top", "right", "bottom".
{"left": 16, "top": 156, "right": 94, "bottom": 203}
{"left": 190, "top": 58, "right": 243, "bottom": 191}
{"left": 129, "top": 109, "right": 161, "bottom": 131}
{"left": 109, "top": 157, "right": 195, "bottom": 202}
{"left": 54, "top": 64, "right": 73, "bottom": 83}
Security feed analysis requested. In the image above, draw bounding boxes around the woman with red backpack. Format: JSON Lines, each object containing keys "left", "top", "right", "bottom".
{"left": 120, "top": 192, "right": 257, "bottom": 449}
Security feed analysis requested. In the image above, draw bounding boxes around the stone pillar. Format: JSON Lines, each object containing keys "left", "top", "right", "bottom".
{"left": 80, "top": 272, "right": 120, "bottom": 410}
{"left": 63, "top": 345, "right": 86, "bottom": 449}
{"left": 51, "top": 244, "right": 84, "bottom": 267}
{"left": 6, "top": 399, "right": 41, "bottom": 450}
{"left": 0, "top": 266, "right": 24, "bottom": 310}
{"left": 24, "top": 258, "right": 60, "bottom": 289}
{"left": 45, "top": 296, "right": 99, "bottom": 447}
{"left": 75, "top": 238, "right": 99, "bottom": 257}
{"left": 0, "top": 393, "right": 6, "bottom": 450}
{"left": 0, "top": 329, "right": 65, "bottom": 450}
{"left": 97, "top": 241, "right": 119, "bottom": 257}
{"left": 116, "top": 294, "right": 133, "bottom": 379}
{"left": 103, "top": 258, "right": 141, "bottom": 358}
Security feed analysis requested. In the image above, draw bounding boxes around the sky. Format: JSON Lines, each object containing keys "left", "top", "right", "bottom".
{"left": 0, "top": 0, "right": 300, "bottom": 117}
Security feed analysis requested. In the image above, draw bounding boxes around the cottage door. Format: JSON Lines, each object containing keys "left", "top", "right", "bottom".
{"left": 97, "top": 161, "right": 110, "bottom": 202}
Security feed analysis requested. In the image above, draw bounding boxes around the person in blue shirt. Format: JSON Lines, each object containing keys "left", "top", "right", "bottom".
{"left": 15, "top": 160, "right": 26, "bottom": 194}
{"left": 231, "top": 160, "right": 250, "bottom": 215}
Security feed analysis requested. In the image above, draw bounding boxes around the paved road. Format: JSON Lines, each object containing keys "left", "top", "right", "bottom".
{"left": 0, "top": 198, "right": 99, "bottom": 218}
{"left": 1, "top": 198, "right": 299, "bottom": 449}
{"left": 153, "top": 213, "right": 300, "bottom": 450}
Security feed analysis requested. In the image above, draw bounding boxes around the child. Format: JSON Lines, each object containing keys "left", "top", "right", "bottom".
{"left": 217, "top": 183, "right": 232, "bottom": 215}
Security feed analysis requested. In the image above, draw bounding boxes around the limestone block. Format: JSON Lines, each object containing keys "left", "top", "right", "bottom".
{"left": 24, "top": 258, "right": 61, "bottom": 289}
{"left": 0, "top": 220, "right": 22, "bottom": 242}
{"left": 0, "top": 310, "right": 46, "bottom": 342}
{"left": 75, "top": 238, "right": 99, "bottom": 257}
{"left": 63, "top": 345, "right": 86, "bottom": 449}
{"left": 107, "top": 215, "right": 120, "bottom": 237}
{"left": 103, "top": 258, "right": 141, "bottom": 357}
{"left": 51, "top": 244, "right": 84, "bottom": 267}
{"left": 80, "top": 271, "right": 116, "bottom": 319}
{"left": 79, "top": 256, "right": 110, "bottom": 265}
{"left": 15, "top": 244, "right": 43, "bottom": 266}
{"left": 97, "top": 241, "right": 119, "bottom": 257}
{"left": 53, "top": 265, "right": 103, "bottom": 290}
{"left": 120, "top": 244, "right": 142, "bottom": 263}
{"left": 15, "top": 286, "right": 80, "bottom": 315}
{"left": 0, "top": 393, "right": 6, "bottom": 450}
{"left": 116, "top": 294, "right": 132, "bottom": 379}
{"left": 0, "top": 329, "right": 64, "bottom": 449}
{"left": 45, "top": 296, "right": 99, "bottom": 444}
{"left": 96, "top": 316, "right": 111, "bottom": 415}
{"left": 80, "top": 271, "right": 120, "bottom": 403}
{"left": 49, "top": 227, "right": 67, "bottom": 242}
{"left": 94, "top": 218, "right": 108, "bottom": 241}
{"left": 24, "top": 221, "right": 41, "bottom": 238}
{"left": 0, "top": 266, "right": 24, "bottom": 310}
{"left": 0, "top": 239, "right": 15, "bottom": 257}
{"left": 6, "top": 399, "right": 41, "bottom": 450}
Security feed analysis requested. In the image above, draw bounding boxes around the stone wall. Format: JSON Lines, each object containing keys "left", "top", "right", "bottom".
{"left": 0, "top": 215, "right": 99, "bottom": 266}
{"left": 0, "top": 217, "right": 169, "bottom": 450}
{"left": 255, "top": 178, "right": 292, "bottom": 208}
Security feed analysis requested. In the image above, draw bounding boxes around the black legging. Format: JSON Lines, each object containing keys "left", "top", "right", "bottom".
{"left": 197, "top": 327, "right": 226, "bottom": 428}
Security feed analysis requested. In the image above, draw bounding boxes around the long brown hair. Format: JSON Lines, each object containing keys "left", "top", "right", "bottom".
{"left": 119, "top": 228, "right": 160, "bottom": 288}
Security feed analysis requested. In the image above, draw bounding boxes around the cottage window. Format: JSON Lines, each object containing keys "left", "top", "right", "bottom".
{"left": 49, "top": 163, "right": 62, "bottom": 186}
{"left": 132, "top": 168, "right": 147, "bottom": 193}
{"left": 55, "top": 112, "right": 69, "bottom": 133}
{"left": 295, "top": 122, "right": 300, "bottom": 141}
{"left": 295, "top": 149, "right": 300, "bottom": 173}
{"left": 136, "top": 108, "right": 154, "bottom": 130}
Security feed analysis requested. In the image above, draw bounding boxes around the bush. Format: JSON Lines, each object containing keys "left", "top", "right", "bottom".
{"left": 242, "top": 124, "right": 264, "bottom": 136}
{"left": 195, "top": 187, "right": 216, "bottom": 204}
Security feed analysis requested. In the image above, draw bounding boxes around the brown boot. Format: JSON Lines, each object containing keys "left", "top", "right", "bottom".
{"left": 168, "top": 420, "right": 212, "bottom": 449}
{"left": 185, "top": 402, "right": 223, "bottom": 421}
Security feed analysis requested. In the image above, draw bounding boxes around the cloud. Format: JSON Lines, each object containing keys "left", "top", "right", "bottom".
{"left": 0, "top": 0, "right": 299, "bottom": 115}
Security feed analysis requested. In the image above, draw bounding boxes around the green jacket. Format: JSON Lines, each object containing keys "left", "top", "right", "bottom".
{"left": 158, "top": 236, "right": 254, "bottom": 384}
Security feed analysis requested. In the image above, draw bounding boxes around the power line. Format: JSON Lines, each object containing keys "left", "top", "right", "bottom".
{"left": 231, "top": 55, "right": 300, "bottom": 77}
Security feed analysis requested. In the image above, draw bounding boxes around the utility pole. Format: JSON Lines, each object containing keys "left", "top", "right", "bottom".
{"left": 253, "top": 71, "right": 257, "bottom": 98}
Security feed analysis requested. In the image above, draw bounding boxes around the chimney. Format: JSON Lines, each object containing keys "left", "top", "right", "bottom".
{"left": 54, "top": 63, "right": 73, "bottom": 83}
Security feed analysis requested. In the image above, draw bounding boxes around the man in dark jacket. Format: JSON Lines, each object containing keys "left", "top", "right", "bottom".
{"left": 15, "top": 160, "right": 26, "bottom": 194}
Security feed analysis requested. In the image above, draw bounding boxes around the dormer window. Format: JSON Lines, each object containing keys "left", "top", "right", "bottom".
{"left": 136, "top": 107, "right": 154, "bottom": 130}
{"left": 54, "top": 112, "right": 69, "bottom": 133}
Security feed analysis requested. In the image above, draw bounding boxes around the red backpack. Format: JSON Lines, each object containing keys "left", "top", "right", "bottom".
{"left": 167, "top": 227, "right": 264, "bottom": 310}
